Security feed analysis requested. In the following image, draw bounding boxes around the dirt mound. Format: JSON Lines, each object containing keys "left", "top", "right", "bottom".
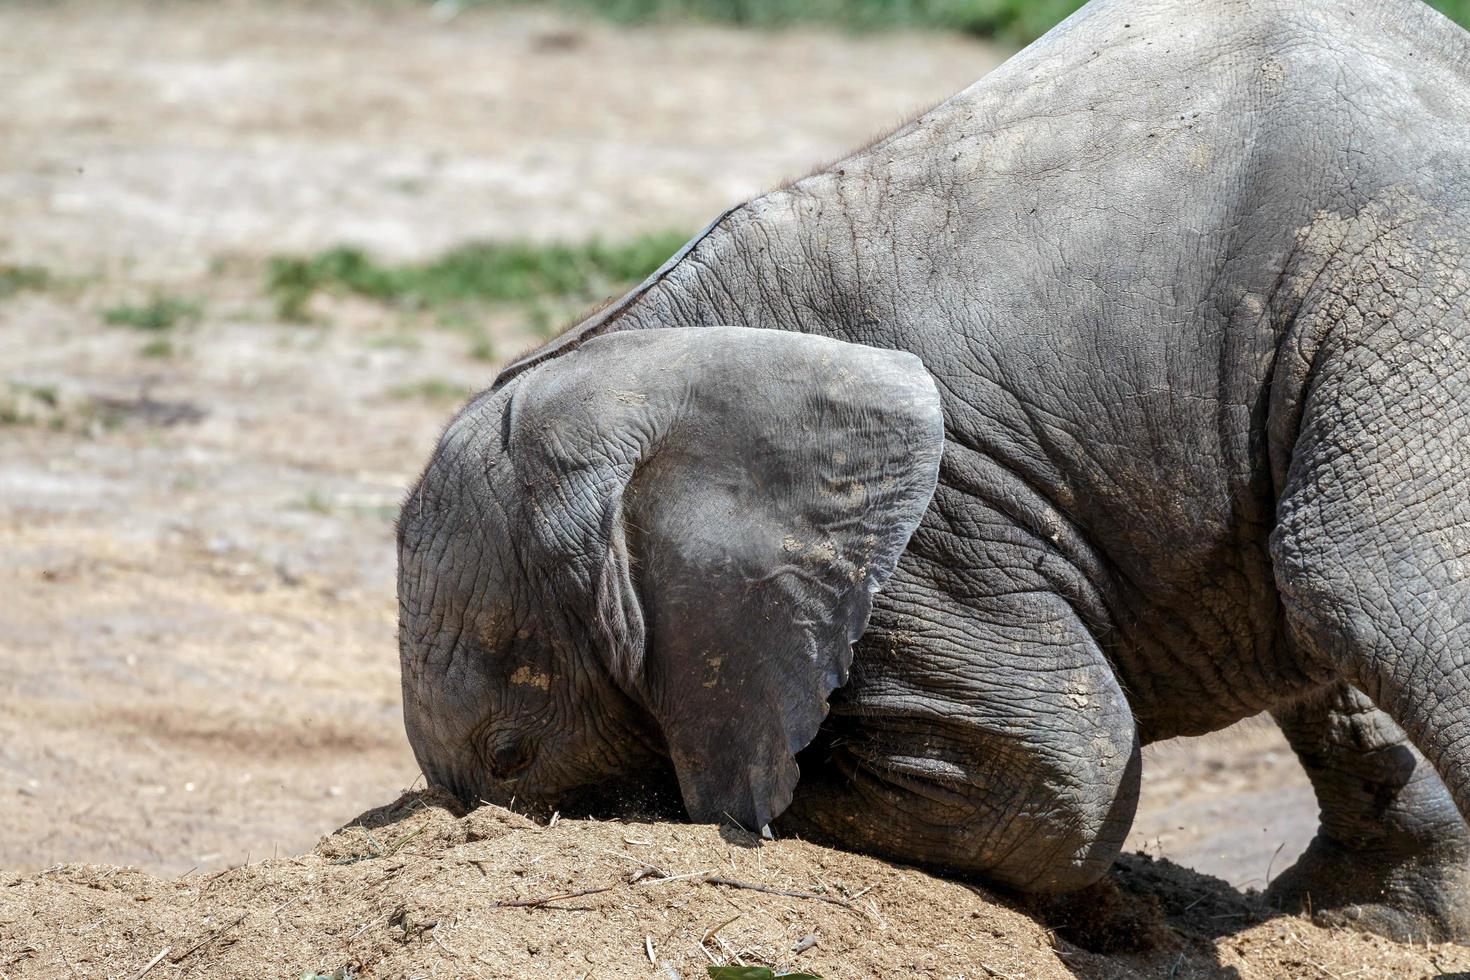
{"left": 5, "top": 792, "right": 1469, "bottom": 979}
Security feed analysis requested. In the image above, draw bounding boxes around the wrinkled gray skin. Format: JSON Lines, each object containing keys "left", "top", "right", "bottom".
{"left": 399, "top": 0, "right": 1470, "bottom": 940}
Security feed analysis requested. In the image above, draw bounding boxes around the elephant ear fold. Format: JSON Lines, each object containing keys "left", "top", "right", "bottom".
{"left": 508, "top": 326, "right": 944, "bottom": 831}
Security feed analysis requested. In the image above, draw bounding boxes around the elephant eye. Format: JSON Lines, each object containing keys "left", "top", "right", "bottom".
{"left": 486, "top": 733, "right": 535, "bottom": 779}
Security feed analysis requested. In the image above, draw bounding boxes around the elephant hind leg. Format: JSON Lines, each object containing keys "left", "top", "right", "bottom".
{"left": 1267, "top": 232, "right": 1470, "bottom": 935}
{"left": 1267, "top": 682, "right": 1470, "bottom": 941}
{"left": 1268, "top": 231, "right": 1470, "bottom": 820}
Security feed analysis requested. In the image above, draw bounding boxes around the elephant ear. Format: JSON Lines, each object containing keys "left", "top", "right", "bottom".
{"left": 507, "top": 326, "right": 944, "bottom": 830}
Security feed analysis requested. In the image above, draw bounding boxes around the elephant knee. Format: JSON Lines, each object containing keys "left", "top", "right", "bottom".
{"left": 797, "top": 742, "right": 1137, "bottom": 895}
{"left": 972, "top": 786, "right": 1129, "bottom": 893}
{"left": 1019, "top": 755, "right": 1143, "bottom": 892}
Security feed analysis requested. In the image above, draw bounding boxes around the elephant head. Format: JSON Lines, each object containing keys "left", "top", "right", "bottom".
{"left": 397, "top": 326, "right": 944, "bottom": 830}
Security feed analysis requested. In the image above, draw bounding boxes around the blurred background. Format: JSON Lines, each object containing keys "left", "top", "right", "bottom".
{"left": 2, "top": 0, "right": 1466, "bottom": 888}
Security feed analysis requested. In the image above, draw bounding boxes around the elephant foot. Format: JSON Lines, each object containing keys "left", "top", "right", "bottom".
{"left": 1266, "top": 833, "right": 1470, "bottom": 943}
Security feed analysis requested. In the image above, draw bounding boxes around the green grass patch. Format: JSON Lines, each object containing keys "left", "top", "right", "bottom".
{"left": 265, "top": 232, "right": 689, "bottom": 322}
{"left": 4, "top": 382, "right": 58, "bottom": 414}
{"left": 139, "top": 338, "right": 176, "bottom": 359}
{"left": 103, "top": 295, "right": 202, "bottom": 331}
{"left": 0, "top": 265, "right": 51, "bottom": 300}
{"left": 556, "top": 0, "right": 1089, "bottom": 42}
{"left": 1434, "top": 0, "right": 1470, "bottom": 23}
{"left": 460, "top": 0, "right": 1087, "bottom": 41}
{"left": 387, "top": 378, "right": 475, "bottom": 403}
{"left": 460, "top": 0, "right": 1469, "bottom": 42}
{"left": 363, "top": 332, "right": 424, "bottom": 351}
{"left": 0, "top": 382, "right": 81, "bottom": 431}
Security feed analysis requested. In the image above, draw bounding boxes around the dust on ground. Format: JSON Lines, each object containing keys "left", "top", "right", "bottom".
{"left": 0, "top": 1, "right": 1391, "bottom": 976}
{"left": 9, "top": 791, "right": 1469, "bottom": 979}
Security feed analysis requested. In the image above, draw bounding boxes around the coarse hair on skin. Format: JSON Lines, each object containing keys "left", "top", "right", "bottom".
{"left": 491, "top": 293, "right": 623, "bottom": 373}
{"left": 772, "top": 94, "right": 951, "bottom": 193}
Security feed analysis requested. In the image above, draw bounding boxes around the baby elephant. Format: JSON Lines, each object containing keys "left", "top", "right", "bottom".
{"left": 397, "top": 0, "right": 1470, "bottom": 940}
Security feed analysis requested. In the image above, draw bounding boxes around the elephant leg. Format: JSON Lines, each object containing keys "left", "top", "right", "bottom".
{"left": 1266, "top": 682, "right": 1470, "bottom": 941}
{"left": 1268, "top": 217, "right": 1470, "bottom": 935}
{"left": 783, "top": 576, "right": 1141, "bottom": 894}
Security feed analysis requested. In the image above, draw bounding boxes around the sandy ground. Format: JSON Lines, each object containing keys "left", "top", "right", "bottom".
{"left": 12, "top": 791, "right": 1470, "bottom": 980}
{"left": 0, "top": 0, "right": 1322, "bottom": 922}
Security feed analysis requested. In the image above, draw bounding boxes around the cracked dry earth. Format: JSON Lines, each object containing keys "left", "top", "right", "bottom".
{"left": 1, "top": 1, "right": 1458, "bottom": 977}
